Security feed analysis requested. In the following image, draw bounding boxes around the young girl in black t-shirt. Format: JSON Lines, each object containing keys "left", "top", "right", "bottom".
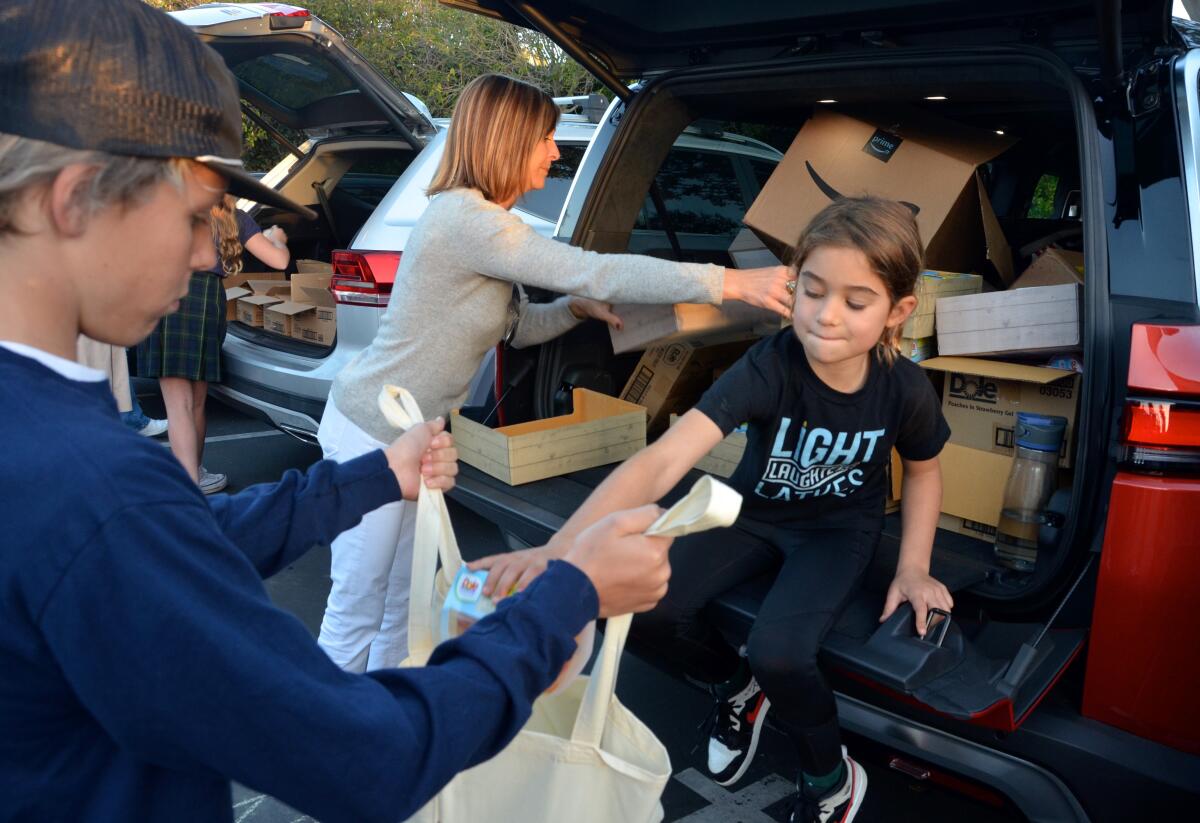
{"left": 473, "top": 196, "right": 953, "bottom": 823}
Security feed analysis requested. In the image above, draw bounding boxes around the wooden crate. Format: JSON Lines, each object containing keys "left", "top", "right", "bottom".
{"left": 452, "top": 389, "right": 646, "bottom": 485}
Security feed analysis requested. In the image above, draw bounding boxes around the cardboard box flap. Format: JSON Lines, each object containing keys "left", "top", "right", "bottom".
{"left": 921, "top": 356, "right": 1076, "bottom": 384}
{"left": 224, "top": 271, "right": 283, "bottom": 289}
{"left": 267, "top": 301, "right": 316, "bottom": 317}
{"left": 295, "top": 259, "right": 332, "bottom": 274}
{"left": 224, "top": 286, "right": 251, "bottom": 301}
{"left": 247, "top": 279, "right": 291, "bottom": 296}
{"left": 848, "top": 106, "right": 1013, "bottom": 167}
{"left": 1011, "top": 247, "right": 1084, "bottom": 289}
{"left": 977, "top": 172, "right": 1014, "bottom": 286}
{"left": 298, "top": 284, "right": 335, "bottom": 308}
{"left": 240, "top": 294, "right": 283, "bottom": 307}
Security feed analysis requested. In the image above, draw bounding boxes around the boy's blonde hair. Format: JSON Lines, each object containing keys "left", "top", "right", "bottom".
{"left": 427, "top": 74, "right": 559, "bottom": 205}
{"left": 0, "top": 133, "right": 186, "bottom": 238}
{"left": 789, "top": 196, "right": 924, "bottom": 365}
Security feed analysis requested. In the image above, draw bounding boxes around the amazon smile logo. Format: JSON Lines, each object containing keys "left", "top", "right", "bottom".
{"left": 806, "top": 161, "right": 921, "bottom": 216}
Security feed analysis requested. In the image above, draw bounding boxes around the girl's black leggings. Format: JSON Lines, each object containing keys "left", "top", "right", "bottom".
{"left": 631, "top": 521, "right": 879, "bottom": 776}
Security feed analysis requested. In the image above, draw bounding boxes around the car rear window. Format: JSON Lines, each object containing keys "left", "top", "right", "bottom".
{"left": 232, "top": 51, "right": 358, "bottom": 113}
{"left": 635, "top": 149, "right": 747, "bottom": 237}
{"left": 516, "top": 144, "right": 587, "bottom": 223}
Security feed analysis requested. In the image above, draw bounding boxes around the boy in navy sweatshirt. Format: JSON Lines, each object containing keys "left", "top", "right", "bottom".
{"left": 0, "top": 3, "right": 673, "bottom": 821}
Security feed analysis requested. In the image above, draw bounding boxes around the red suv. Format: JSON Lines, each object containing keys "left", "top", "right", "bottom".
{"left": 439, "top": 1, "right": 1200, "bottom": 818}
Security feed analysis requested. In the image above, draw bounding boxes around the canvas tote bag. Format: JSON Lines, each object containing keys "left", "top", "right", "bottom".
{"left": 377, "top": 385, "right": 740, "bottom": 823}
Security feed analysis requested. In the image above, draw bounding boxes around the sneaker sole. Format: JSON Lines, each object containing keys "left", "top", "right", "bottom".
{"left": 200, "top": 479, "right": 228, "bottom": 494}
{"left": 714, "top": 696, "right": 770, "bottom": 787}
{"left": 838, "top": 758, "right": 868, "bottom": 823}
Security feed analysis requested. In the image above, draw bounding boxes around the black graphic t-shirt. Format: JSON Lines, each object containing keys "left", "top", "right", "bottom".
{"left": 694, "top": 329, "right": 950, "bottom": 530}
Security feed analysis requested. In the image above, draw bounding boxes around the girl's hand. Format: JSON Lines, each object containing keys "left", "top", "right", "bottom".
{"left": 383, "top": 418, "right": 458, "bottom": 500}
{"left": 879, "top": 567, "right": 954, "bottom": 637}
{"left": 568, "top": 297, "right": 623, "bottom": 330}
{"left": 469, "top": 544, "right": 561, "bottom": 599}
{"left": 722, "top": 264, "right": 794, "bottom": 319}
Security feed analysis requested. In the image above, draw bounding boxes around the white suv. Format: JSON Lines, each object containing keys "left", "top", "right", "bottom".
{"left": 176, "top": 3, "right": 782, "bottom": 441}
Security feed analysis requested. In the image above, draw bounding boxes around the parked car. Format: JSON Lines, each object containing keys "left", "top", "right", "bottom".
{"left": 175, "top": 2, "right": 785, "bottom": 441}
{"left": 430, "top": 1, "right": 1200, "bottom": 820}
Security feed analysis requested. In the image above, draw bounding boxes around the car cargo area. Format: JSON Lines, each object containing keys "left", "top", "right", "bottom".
{"left": 452, "top": 51, "right": 1098, "bottom": 732}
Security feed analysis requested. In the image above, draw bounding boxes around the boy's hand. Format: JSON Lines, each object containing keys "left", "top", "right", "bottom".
{"left": 469, "top": 544, "right": 561, "bottom": 599}
{"left": 383, "top": 417, "right": 457, "bottom": 501}
{"left": 880, "top": 567, "right": 954, "bottom": 637}
{"left": 563, "top": 506, "right": 673, "bottom": 617}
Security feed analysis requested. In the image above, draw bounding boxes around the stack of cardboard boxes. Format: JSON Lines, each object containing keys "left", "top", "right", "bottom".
{"left": 225, "top": 260, "right": 337, "bottom": 346}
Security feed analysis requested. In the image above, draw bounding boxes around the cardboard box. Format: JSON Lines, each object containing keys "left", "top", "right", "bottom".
{"left": 938, "top": 512, "right": 998, "bottom": 542}
{"left": 898, "top": 336, "right": 935, "bottom": 363}
{"left": 620, "top": 340, "right": 755, "bottom": 434}
{"left": 289, "top": 283, "right": 337, "bottom": 345}
{"left": 935, "top": 283, "right": 1081, "bottom": 357}
{"left": 452, "top": 388, "right": 646, "bottom": 485}
{"left": 224, "top": 286, "right": 250, "bottom": 321}
{"left": 903, "top": 270, "right": 983, "bottom": 339}
{"left": 236, "top": 294, "right": 283, "bottom": 327}
{"left": 290, "top": 272, "right": 332, "bottom": 304}
{"left": 263, "top": 301, "right": 314, "bottom": 337}
{"left": 922, "top": 356, "right": 1079, "bottom": 468}
{"left": 608, "top": 301, "right": 778, "bottom": 354}
{"left": 1011, "top": 247, "right": 1084, "bottom": 289}
{"left": 294, "top": 259, "right": 332, "bottom": 274}
{"left": 939, "top": 442, "right": 1012, "bottom": 532}
{"left": 743, "top": 107, "right": 1015, "bottom": 285}
{"left": 728, "top": 227, "right": 783, "bottom": 268}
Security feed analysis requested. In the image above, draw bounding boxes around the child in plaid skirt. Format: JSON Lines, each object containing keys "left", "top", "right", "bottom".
{"left": 137, "top": 196, "right": 289, "bottom": 492}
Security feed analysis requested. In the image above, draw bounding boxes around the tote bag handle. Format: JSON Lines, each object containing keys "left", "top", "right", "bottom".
{"left": 571, "top": 475, "right": 744, "bottom": 746}
{"left": 378, "top": 386, "right": 464, "bottom": 659}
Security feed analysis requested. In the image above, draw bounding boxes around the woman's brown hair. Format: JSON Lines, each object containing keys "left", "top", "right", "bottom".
{"left": 210, "top": 194, "right": 242, "bottom": 278}
{"left": 789, "top": 196, "right": 924, "bottom": 364}
{"left": 427, "top": 74, "right": 560, "bottom": 205}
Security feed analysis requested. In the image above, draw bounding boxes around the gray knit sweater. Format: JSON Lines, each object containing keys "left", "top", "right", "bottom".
{"left": 330, "top": 187, "right": 725, "bottom": 443}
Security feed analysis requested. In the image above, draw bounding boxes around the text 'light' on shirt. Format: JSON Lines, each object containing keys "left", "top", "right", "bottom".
{"left": 755, "top": 417, "right": 886, "bottom": 501}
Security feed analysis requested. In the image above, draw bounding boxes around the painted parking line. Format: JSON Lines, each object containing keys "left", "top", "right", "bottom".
{"left": 673, "top": 768, "right": 795, "bottom": 822}
{"left": 205, "top": 430, "right": 289, "bottom": 444}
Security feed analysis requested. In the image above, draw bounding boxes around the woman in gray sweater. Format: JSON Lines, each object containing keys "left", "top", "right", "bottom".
{"left": 318, "top": 74, "right": 792, "bottom": 672}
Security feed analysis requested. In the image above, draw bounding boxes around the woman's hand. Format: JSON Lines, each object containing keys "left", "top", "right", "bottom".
{"left": 469, "top": 544, "right": 563, "bottom": 599}
{"left": 568, "top": 297, "right": 624, "bottom": 331}
{"left": 722, "top": 264, "right": 794, "bottom": 319}
{"left": 879, "top": 567, "right": 954, "bottom": 637}
{"left": 382, "top": 417, "right": 458, "bottom": 501}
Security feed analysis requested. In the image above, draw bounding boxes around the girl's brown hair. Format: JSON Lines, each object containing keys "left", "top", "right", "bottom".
{"left": 789, "top": 196, "right": 924, "bottom": 364}
{"left": 427, "top": 74, "right": 559, "bottom": 205}
{"left": 210, "top": 194, "right": 242, "bottom": 278}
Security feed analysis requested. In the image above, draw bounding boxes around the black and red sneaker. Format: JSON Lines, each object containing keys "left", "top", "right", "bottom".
{"left": 702, "top": 674, "right": 771, "bottom": 786}
{"left": 789, "top": 747, "right": 868, "bottom": 823}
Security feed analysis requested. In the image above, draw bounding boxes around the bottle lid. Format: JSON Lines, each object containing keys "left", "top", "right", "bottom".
{"left": 1015, "top": 412, "right": 1067, "bottom": 452}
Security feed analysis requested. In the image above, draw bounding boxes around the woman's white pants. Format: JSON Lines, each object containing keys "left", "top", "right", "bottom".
{"left": 316, "top": 397, "right": 415, "bottom": 672}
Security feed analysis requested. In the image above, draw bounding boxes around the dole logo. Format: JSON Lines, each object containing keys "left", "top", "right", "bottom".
{"left": 949, "top": 373, "right": 998, "bottom": 404}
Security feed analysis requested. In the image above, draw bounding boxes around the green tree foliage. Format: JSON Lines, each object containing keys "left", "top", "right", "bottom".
{"left": 145, "top": 0, "right": 602, "bottom": 169}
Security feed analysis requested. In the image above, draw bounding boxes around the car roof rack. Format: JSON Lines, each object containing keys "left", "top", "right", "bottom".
{"left": 552, "top": 94, "right": 607, "bottom": 124}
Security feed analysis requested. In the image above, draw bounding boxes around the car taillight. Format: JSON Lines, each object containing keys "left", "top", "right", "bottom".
{"left": 1120, "top": 323, "right": 1200, "bottom": 473}
{"left": 263, "top": 4, "right": 310, "bottom": 29}
{"left": 330, "top": 250, "right": 399, "bottom": 308}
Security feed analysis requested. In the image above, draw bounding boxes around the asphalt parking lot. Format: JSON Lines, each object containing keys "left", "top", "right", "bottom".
{"left": 136, "top": 381, "right": 1021, "bottom": 822}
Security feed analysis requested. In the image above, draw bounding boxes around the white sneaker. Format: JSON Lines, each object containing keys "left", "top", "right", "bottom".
{"left": 198, "top": 468, "right": 227, "bottom": 495}
{"left": 789, "top": 747, "right": 868, "bottom": 823}
{"left": 137, "top": 418, "right": 168, "bottom": 437}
